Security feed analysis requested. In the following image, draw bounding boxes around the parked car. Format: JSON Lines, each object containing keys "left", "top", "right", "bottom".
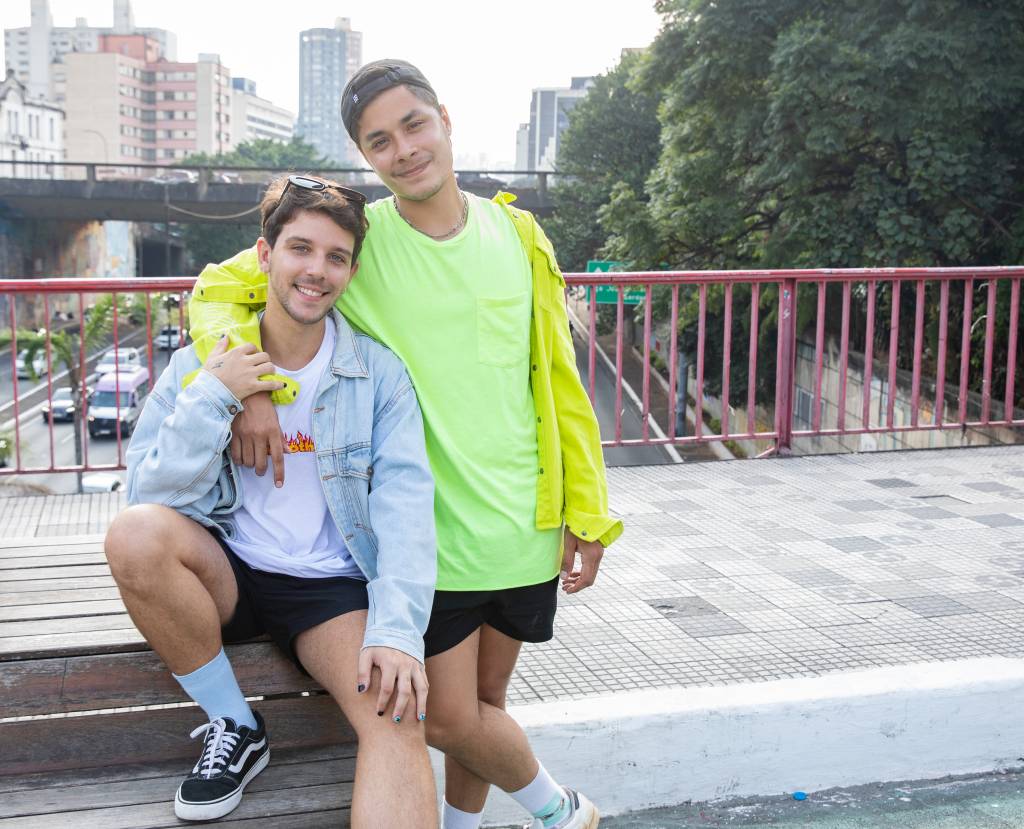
{"left": 95, "top": 347, "right": 142, "bottom": 376}
{"left": 87, "top": 368, "right": 149, "bottom": 438}
{"left": 147, "top": 169, "right": 198, "bottom": 185}
{"left": 152, "top": 325, "right": 185, "bottom": 350}
{"left": 41, "top": 386, "right": 90, "bottom": 424}
{"left": 15, "top": 349, "right": 48, "bottom": 379}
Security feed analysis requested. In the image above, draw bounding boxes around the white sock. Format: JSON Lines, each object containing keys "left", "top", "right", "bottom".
{"left": 508, "top": 763, "right": 566, "bottom": 820}
{"left": 442, "top": 799, "right": 484, "bottom": 829}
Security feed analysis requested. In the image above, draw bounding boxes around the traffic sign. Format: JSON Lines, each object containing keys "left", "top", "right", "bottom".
{"left": 586, "top": 260, "right": 645, "bottom": 305}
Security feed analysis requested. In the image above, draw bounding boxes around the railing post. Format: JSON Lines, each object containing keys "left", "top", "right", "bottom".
{"left": 86, "top": 163, "right": 96, "bottom": 183}
{"left": 537, "top": 171, "right": 548, "bottom": 202}
{"left": 775, "top": 278, "right": 797, "bottom": 454}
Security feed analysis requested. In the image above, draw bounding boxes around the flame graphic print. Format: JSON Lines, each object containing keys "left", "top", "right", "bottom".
{"left": 284, "top": 430, "right": 316, "bottom": 454}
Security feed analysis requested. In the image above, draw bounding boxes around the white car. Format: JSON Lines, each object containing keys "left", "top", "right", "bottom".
{"left": 15, "top": 349, "right": 48, "bottom": 379}
{"left": 95, "top": 347, "right": 142, "bottom": 376}
{"left": 152, "top": 326, "right": 185, "bottom": 350}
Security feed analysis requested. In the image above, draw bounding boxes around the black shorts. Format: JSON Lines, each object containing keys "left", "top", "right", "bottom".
{"left": 423, "top": 576, "right": 559, "bottom": 659}
{"left": 211, "top": 532, "right": 369, "bottom": 673}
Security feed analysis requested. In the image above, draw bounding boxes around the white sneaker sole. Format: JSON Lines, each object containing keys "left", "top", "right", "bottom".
{"left": 577, "top": 792, "right": 600, "bottom": 828}
{"left": 174, "top": 749, "right": 270, "bottom": 821}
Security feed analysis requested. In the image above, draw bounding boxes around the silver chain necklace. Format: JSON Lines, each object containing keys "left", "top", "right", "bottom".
{"left": 393, "top": 191, "right": 468, "bottom": 240}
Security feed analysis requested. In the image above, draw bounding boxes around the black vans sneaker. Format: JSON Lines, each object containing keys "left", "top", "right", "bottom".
{"left": 174, "top": 712, "right": 270, "bottom": 821}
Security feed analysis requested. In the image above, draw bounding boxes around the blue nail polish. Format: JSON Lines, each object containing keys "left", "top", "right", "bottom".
{"left": 357, "top": 683, "right": 365, "bottom": 693}
{"left": 393, "top": 715, "right": 401, "bottom": 723}
{"left": 418, "top": 713, "right": 426, "bottom": 721}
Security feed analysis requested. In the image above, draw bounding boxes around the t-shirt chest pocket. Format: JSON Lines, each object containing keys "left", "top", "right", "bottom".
{"left": 476, "top": 292, "right": 530, "bottom": 368}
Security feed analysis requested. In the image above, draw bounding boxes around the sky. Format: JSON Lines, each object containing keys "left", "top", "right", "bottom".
{"left": 1, "top": 0, "right": 666, "bottom": 166}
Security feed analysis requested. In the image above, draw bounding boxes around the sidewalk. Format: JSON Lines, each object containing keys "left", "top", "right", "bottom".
{"left": 2, "top": 444, "right": 1024, "bottom": 824}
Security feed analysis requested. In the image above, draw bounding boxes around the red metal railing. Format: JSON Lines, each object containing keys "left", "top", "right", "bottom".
{"left": 1, "top": 268, "right": 1021, "bottom": 479}
{"left": 567, "top": 266, "right": 1023, "bottom": 455}
{"left": 1, "top": 278, "right": 192, "bottom": 479}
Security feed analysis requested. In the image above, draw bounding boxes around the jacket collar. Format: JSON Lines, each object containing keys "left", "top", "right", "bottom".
{"left": 328, "top": 308, "right": 369, "bottom": 378}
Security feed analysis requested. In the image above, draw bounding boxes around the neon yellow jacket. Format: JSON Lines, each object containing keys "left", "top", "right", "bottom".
{"left": 186, "top": 193, "right": 623, "bottom": 548}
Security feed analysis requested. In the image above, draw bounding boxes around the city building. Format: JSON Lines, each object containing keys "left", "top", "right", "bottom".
{"left": 4, "top": 0, "right": 177, "bottom": 104}
{"left": 231, "top": 78, "right": 294, "bottom": 145}
{"left": 523, "top": 76, "right": 595, "bottom": 171}
{"left": 0, "top": 69, "right": 63, "bottom": 178}
{"left": 296, "top": 18, "right": 362, "bottom": 166}
{"left": 63, "top": 38, "right": 233, "bottom": 164}
{"left": 515, "top": 123, "right": 529, "bottom": 170}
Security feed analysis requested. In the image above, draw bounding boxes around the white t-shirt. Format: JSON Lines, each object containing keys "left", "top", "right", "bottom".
{"left": 225, "top": 318, "right": 365, "bottom": 580}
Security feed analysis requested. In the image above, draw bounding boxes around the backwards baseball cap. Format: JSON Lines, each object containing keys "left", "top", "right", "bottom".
{"left": 340, "top": 59, "right": 438, "bottom": 142}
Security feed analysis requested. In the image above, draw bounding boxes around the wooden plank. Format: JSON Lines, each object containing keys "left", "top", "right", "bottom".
{"left": 0, "top": 749, "right": 356, "bottom": 818}
{"left": 0, "top": 573, "right": 117, "bottom": 593}
{"left": 0, "top": 784, "right": 350, "bottom": 828}
{"left": 0, "top": 694, "right": 354, "bottom": 776}
{"left": 0, "top": 587, "right": 122, "bottom": 607}
{"left": 0, "top": 553, "right": 108, "bottom": 569}
{"left": 0, "top": 535, "right": 105, "bottom": 550}
{"left": 0, "top": 743, "right": 353, "bottom": 794}
{"left": 1, "top": 642, "right": 314, "bottom": 717}
{"left": 0, "top": 627, "right": 146, "bottom": 661}
{"left": 0, "top": 545, "right": 104, "bottom": 561}
{"left": 0, "top": 613, "right": 134, "bottom": 639}
{"left": 0, "top": 565, "right": 113, "bottom": 582}
{"left": 0, "top": 599, "right": 128, "bottom": 623}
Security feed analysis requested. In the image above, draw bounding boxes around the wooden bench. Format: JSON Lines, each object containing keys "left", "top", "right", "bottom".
{"left": 0, "top": 533, "right": 358, "bottom": 827}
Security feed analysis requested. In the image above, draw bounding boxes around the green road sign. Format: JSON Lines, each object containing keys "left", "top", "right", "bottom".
{"left": 586, "top": 260, "right": 645, "bottom": 305}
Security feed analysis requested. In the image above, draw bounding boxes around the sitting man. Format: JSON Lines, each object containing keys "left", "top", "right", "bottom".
{"left": 104, "top": 174, "right": 438, "bottom": 827}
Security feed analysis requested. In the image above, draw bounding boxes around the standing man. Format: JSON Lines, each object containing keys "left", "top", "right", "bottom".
{"left": 105, "top": 175, "right": 438, "bottom": 827}
{"left": 188, "top": 60, "right": 622, "bottom": 829}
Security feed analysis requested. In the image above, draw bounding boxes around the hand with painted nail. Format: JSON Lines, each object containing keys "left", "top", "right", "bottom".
{"left": 357, "top": 646, "right": 428, "bottom": 724}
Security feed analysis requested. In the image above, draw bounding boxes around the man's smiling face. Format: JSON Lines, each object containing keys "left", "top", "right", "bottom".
{"left": 357, "top": 84, "right": 454, "bottom": 202}
{"left": 258, "top": 209, "right": 359, "bottom": 326}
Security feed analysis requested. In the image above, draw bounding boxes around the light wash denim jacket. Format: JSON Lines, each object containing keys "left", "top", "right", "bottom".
{"left": 126, "top": 310, "right": 436, "bottom": 663}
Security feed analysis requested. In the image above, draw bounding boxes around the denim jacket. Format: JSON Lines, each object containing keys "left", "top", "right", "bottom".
{"left": 126, "top": 310, "right": 436, "bottom": 663}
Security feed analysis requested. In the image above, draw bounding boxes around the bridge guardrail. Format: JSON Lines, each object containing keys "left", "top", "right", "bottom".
{"left": 0, "top": 268, "right": 1021, "bottom": 478}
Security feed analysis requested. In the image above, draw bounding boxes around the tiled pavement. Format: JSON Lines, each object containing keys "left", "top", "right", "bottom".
{"left": 3, "top": 445, "right": 1024, "bottom": 707}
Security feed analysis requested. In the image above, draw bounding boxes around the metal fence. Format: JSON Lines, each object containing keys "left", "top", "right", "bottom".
{"left": 1, "top": 267, "right": 1021, "bottom": 477}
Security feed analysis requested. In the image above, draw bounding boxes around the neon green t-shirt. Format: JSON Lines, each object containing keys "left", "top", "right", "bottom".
{"left": 339, "top": 194, "right": 561, "bottom": 591}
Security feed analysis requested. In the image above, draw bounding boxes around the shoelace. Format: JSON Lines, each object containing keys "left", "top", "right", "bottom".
{"left": 189, "top": 718, "right": 241, "bottom": 779}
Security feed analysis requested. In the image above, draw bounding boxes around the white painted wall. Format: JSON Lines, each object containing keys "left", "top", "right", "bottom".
{"left": 425, "top": 658, "right": 1024, "bottom": 826}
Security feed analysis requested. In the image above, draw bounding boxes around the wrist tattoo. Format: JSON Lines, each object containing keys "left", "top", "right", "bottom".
{"left": 210, "top": 360, "right": 224, "bottom": 369}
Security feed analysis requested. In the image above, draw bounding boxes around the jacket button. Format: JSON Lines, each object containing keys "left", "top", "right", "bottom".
{"left": 532, "top": 364, "right": 537, "bottom": 371}
{"left": 537, "top": 416, "right": 542, "bottom": 423}
{"left": 581, "top": 531, "right": 588, "bottom": 537}
{"left": 539, "top": 467, "right": 544, "bottom": 474}
{"left": 227, "top": 404, "right": 238, "bottom": 415}
{"left": 249, "top": 292, "right": 255, "bottom": 299}
{"left": 366, "top": 466, "right": 373, "bottom": 477}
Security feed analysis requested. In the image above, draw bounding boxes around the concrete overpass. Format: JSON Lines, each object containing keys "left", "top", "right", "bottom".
{"left": 0, "top": 163, "right": 555, "bottom": 224}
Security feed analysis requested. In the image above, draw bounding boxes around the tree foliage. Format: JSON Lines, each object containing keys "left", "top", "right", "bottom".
{"left": 545, "top": 50, "right": 663, "bottom": 273}
{"left": 555, "top": 0, "right": 1024, "bottom": 408}
{"left": 182, "top": 138, "right": 331, "bottom": 269}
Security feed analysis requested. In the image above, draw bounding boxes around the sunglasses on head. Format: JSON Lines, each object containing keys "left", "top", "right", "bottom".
{"left": 282, "top": 174, "right": 367, "bottom": 205}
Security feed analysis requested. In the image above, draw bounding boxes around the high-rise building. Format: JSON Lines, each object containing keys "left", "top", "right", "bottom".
{"left": 296, "top": 18, "right": 362, "bottom": 166}
{"left": 63, "top": 38, "right": 233, "bottom": 164}
{"left": 231, "top": 78, "right": 294, "bottom": 145}
{"left": 514, "top": 123, "right": 530, "bottom": 171}
{"left": 523, "top": 76, "right": 594, "bottom": 171}
{"left": 4, "top": 0, "right": 177, "bottom": 103}
{"left": 0, "top": 69, "right": 63, "bottom": 178}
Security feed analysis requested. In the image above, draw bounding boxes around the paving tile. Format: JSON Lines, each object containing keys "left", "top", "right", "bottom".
{"left": 971, "top": 514, "right": 1024, "bottom": 528}
{"left": 892, "top": 595, "right": 976, "bottom": 617}
{"left": 824, "top": 536, "right": 886, "bottom": 552}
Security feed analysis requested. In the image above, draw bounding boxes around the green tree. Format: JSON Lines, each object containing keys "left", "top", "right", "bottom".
{"left": 182, "top": 137, "right": 332, "bottom": 269}
{"left": 605, "top": 0, "right": 1024, "bottom": 407}
{"left": 545, "top": 50, "right": 663, "bottom": 272}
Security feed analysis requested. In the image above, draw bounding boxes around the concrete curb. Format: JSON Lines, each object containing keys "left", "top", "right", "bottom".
{"left": 443, "top": 657, "right": 1024, "bottom": 826}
